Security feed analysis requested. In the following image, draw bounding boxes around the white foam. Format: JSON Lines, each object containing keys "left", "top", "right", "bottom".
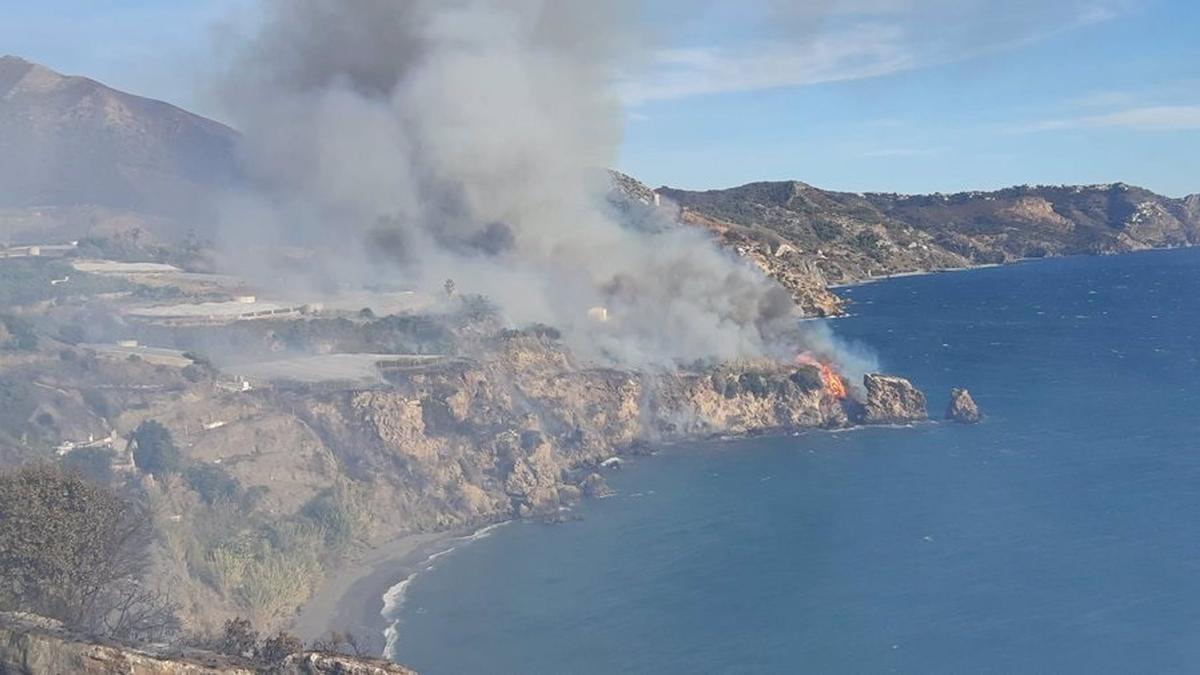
{"left": 380, "top": 521, "right": 511, "bottom": 658}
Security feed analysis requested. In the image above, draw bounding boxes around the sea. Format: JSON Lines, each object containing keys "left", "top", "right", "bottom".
{"left": 385, "top": 247, "right": 1200, "bottom": 674}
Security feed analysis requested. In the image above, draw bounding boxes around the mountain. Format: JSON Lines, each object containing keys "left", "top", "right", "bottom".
{"left": 651, "top": 179, "right": 1200, "bottom": 313}
{"left": 3, "top": 55, "right": 1195, "bottom": 310}
{"left": 0, "top": 56, "right": 238, "bottom": 241}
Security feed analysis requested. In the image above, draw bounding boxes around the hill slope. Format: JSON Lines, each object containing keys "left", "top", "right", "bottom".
{"left": 0, "top": 56, "right": 238, "bottom": 241}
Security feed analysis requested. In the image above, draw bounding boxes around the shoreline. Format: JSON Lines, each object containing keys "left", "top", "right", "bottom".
{"left": 289, "top": 528, "right": 471, "bottom": 657}
{"left": 828, "top": 261, "right": 1007, "bottom": 290}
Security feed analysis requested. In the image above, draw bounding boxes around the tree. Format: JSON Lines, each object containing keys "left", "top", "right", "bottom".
{"left": 130, "top": 420, "right": 181, "bottom": 480}
{"left": 0, "top": 464, "right": 177, "bottom": 639}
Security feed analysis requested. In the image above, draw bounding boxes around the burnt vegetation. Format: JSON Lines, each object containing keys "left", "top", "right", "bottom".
{"left": 0, "top": 464, "right": 179, "bottom": 641}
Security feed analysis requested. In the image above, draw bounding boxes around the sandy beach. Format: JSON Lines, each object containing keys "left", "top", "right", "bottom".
{"left": 289, "top": 529, "right": 464, "bottom": 657}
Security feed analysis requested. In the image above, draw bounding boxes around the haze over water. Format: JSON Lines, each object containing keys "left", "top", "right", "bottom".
{"left": 388, "top": 247, "right": 1200, "bottom": 673}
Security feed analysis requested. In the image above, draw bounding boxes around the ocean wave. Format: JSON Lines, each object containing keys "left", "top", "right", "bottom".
{"left": 381, "top": 520, "right": 512, "bottom": 658}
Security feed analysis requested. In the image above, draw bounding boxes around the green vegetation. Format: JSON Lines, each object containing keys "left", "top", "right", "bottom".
{"left": 269, "top": 314, "right": 455, "bottom": 354}
{"left": 0, "top": 377, "right": 36, "bottom": 446}
{"left": 178, "top": 485, "right": 369, "bottom": 618}
{"left": 77, "top": 229, "right": 211, "bottom": 271}
{"left": 0, "top": 464, "right": 178, "bottom": 640}
{"left": 131, "top": 419, "right": 182, "bottom": 480}
{"left": 0, "top": 258, "right": 133, "bottom": 306}
{"left": 184, "top": 464, "right": 241, "bottom": 505}
{"left": 61, "top": 447, "right": 118, "bottom": 486}
{"left": 811, "top": 218, "right": 842, "bottom": 242}
{"left": 0, "top": 314, "right": 38, "bottom": 350}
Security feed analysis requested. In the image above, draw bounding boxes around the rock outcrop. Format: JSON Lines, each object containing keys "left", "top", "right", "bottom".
{"left": 859, "top": 373, "right": 927, "bottom": 424}
{"left": 945, "top": 388, "right": 981, "bottom": 423}
{"left": 0, "top": 612, "right": 416, "bottom": 675}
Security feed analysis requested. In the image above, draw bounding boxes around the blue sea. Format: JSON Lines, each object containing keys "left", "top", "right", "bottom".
{"left": 387, "top": 248, "right": 1200, "bottom": 674}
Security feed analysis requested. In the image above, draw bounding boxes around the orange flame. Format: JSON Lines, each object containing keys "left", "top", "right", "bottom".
{"left": 795, "top": 352, "right": 848, "bottom": 399}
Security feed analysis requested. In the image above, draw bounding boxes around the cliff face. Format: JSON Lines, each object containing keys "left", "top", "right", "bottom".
{"left": 0, "top": 613, "right": 415, "bottom": 675}
{"left": 292, "top": 337, "right": 852, "bottom": 526}
{"left": 859, "top": 374, "right": 928, "bottom": 424}
{"left": 945, "top": 388, "right": 981, "bottom": 424}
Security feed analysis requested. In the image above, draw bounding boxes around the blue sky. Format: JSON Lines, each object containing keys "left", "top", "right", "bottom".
{"left": 2, "top": 0, "right": 1197, "bottom": 196}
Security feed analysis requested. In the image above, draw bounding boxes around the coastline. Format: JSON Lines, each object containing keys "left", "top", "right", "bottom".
{"left": 289, "top": 529, "right": 467, "bottom": 657}
{"left": 828, "top": 261, "right": 1007, "bottom": 290}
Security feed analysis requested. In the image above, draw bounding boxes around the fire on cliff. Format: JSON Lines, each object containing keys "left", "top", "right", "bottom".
{"left": 795, "top": 352, "right": 849, "bottom": 399}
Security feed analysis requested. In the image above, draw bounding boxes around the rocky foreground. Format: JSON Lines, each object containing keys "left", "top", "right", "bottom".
{"left": 0, "top": 613, "right": 415, "bottom": 675}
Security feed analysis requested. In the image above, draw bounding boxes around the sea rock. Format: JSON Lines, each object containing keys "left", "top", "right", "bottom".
{"left": 945, "top": 388, "right": 981, "bottom": 423}
{"left": 581, "top": 472, "right": 613, "bottom": 498}
{"left": 860, "top": 373, "right": 927, "bottom": 424}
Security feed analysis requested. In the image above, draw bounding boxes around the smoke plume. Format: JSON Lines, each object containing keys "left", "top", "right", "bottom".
{"left": 213, "top": 0, "right": 857, "bottom": 370}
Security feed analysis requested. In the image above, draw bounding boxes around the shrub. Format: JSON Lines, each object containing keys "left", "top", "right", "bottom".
{"left": 184, "top": 464, "right": 241, "bottom": 505}
{"left": 259, "top": 631, "right": 304, "bottom": 665}
{"left": 789, "top": 366, "right": 825, "bottom": 392}
{"left": 217, "top": 617, "right": 259, "bottom": 658}
{"left": 57, "top": 323, "right": 85, "bottom": 344}
{"left": 0, "top": 315, "right": 38, "bottom": 351}
{"left": 61, "top": 447, "right": 117, "bottom": 486}
{"left": 738, "top": 372, "right": 768, "bottom": 398}
{"left": 299, "top": 491, "right": 354, "bottom": 547}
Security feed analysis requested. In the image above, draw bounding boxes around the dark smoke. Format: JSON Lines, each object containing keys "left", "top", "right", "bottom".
{"left": 212, "top": 0, "right": 871, "bottom": 371}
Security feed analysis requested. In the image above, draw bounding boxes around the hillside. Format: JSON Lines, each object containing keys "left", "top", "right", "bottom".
{"left": 0, "top": 56, "right": 238, "bottom": 243}
{"left": 651, "top": 179, "right": 1200, "bottom": 313}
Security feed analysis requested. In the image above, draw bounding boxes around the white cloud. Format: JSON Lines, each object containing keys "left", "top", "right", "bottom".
{"left": 619, "top": 0, "right": 1133, "bottom": 105}
{"left": 619, "top": 23, "right": 915, "bottom": 104}
{"left": 1028, "top": 106, "right": 1200, "bottom": 132}
{"left": 860, "top": 146, "right": 947, "bottom": 157}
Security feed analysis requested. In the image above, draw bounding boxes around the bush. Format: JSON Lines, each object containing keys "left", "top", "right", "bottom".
{"left": 738, "top": 372, "right": 768, "bottom": 398}
{"left": 299, "top": 491, "right": 354, "bottom": 547}
{"left": 812, "top": 219, "right": 842, "bottom": 241}
{"left": 790, "top": 366, "right": 824, "bottom": 392}
{"left": 1, "top": 315, "right": 38, "bottom": 351}
{"left": 57, "top": 323, "right": 86, "bottom": 344}
{"left": 181, "top": 364, "right": 207, "bottom": 382}
{"left": 131, "top": 420, "right": 181, "bottom": 480}
{"left": 213, "top": 618, "right": 305, "bottom": 667}
{"left": 82, "top": 389, "right": 114, "bottom": 420}
{"left": 61, "top": 447, "right": 117, "bottom": 486}
{"left": 184, "top": 464, "right": 241, "bottom": 505}
{"left": 217, "top": 617, "right": 259, "bottom": 658}
{"left": 259, "top": 631, "right": 304, "bottom": 665}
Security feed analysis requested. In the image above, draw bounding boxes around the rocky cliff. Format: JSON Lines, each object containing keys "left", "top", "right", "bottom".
{"left": 286, "top": 336, "right": 855, "bottom": 525}
{"left": 859, "top": 374, "right": 928, "bottom": 424}
{"left": 0, "top": 613, "right": 415, "bottom": 675}
{"left": 945, "top": 388, "right": 981, "bottom": 424}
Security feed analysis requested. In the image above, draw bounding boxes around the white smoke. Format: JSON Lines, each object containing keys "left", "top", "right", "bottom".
{"left": 212, "top": 0, "right": 847, "bottom": 369}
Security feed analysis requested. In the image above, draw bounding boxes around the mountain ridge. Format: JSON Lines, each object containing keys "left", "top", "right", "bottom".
{"left": 0, "top": 55, "right": 237, "bottom": 239}
{"left": 3, "top": 55, "right": 1195, "bottom": 314}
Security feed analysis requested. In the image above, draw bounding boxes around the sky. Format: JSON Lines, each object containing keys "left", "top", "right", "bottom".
{"left": 1, "top": 0, "right": 1197, "bottom": 196}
